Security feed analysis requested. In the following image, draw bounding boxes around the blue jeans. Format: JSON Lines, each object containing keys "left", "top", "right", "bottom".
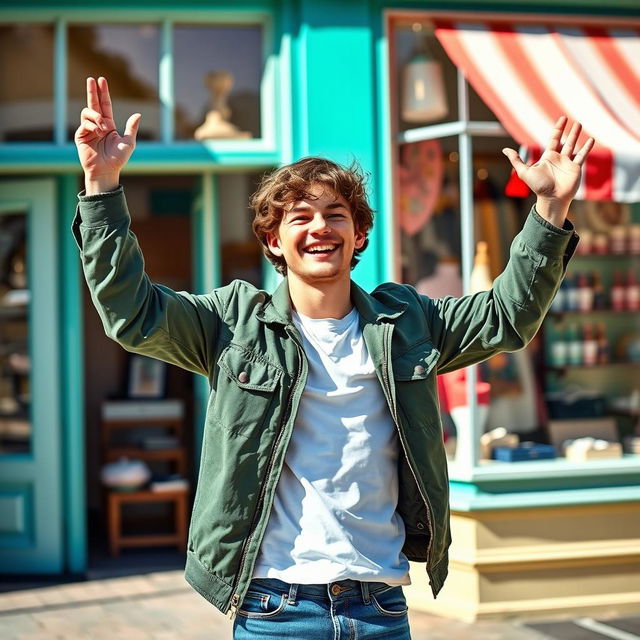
{"left": 233, "top": 577, "right": 412, "bottom": 639}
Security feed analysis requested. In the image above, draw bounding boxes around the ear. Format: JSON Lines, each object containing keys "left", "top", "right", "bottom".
{"left": 266, "top": 231, "right": 283, "bottom": 257}
{"left": 354, "top": 228, "right": 366, "bottom": 250}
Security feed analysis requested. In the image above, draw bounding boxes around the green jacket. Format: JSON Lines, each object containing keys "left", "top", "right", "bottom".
{"left": 73, "top": 187, "right": 578, "bottom": 616}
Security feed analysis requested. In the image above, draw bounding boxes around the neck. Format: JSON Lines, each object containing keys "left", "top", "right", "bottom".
{"left": 287, "top": 273, "right": 353, "bottom": 319}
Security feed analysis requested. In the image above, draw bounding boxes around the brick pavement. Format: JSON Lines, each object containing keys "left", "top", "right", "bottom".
{"left": 0, "top": 570, "right": 559, "bottom": 639}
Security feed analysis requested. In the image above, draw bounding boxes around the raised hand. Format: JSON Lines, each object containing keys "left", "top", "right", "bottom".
{"left": 74, "top": 76, "right": 141, "bottom": 195}
{"left": 502, "top": 117, "right": 594, "bottom": 226}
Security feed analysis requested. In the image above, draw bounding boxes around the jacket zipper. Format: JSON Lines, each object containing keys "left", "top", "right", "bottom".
{"left": 227, "top": 328, "right": 304, "bottom": 619}
{"left": 380, "top": 323, "right": 435, "bottom": 583}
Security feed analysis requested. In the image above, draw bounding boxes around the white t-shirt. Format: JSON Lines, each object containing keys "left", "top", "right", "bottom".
{"left": 253, "top": 308, "right": 410, "bottom": 585}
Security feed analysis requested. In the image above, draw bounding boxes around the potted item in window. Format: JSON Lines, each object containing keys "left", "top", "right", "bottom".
{"left": 194, "top": 71, "right": 250, "bottom": 140}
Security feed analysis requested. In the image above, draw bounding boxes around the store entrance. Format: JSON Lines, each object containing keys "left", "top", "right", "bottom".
{"left": 82, "top": 175, "right": 197, "bottom": 577}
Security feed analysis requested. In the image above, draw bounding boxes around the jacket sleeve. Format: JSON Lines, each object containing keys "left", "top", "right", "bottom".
{"left": 72, "top": 187, "right": 222, "bottom": 377}
{"left": 425, "top": 207, "right": 579, "bottom": 375}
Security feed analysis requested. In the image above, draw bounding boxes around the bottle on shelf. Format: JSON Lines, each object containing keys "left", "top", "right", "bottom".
{"left": 550, "top": 325, "right": 568, "bottom": 368}
{"left": 596, "top": 322, "right": 609, "bottom": 365}
{"left": 582, "top": 322, "right": 598, "bottom": 366}
{"left": 577, "top": 272, "right": 594, "bottom": 312}
{"left": 612, "top": 270, "right": 626, "bottom": 311}
{"left": 591, "top": 271, "right": 607, "bottom": 310}
{"left": 626, "top": 269, "right": 640, "bottom": 312}
{"left": 470, "top": 241, "right": 493, "bottom": 294}
{"left": 610, "top": 225, "right": 627, "bottom": 254}
{"left": 567, "top": 323, "right": 582, "bottom": 366}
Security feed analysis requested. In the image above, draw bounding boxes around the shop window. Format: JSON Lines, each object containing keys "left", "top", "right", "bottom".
{"left": 0, "top": 212, "right": 30, "bottom": 453}
{"left": 217, "top": 173, "right": 264, "bottom": 287}
{"left": 389, "top": 13, "right": 640, "bottom": 474}
{"left": 67, "top": 24, "right": 161, "bottom": 141}
{"left": 0, "top": 24, "right": 55, "bottom": 142}
{"left": 173, "top": 25, "right": 263, "bottom": 141}
{"left": 393, "top": 21, "right": 497, "bottom": 136}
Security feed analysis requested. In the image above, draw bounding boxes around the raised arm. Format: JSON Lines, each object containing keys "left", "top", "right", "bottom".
{"left": 430, "top": 118, "right": 593, "bottom": 373}
{"left": 74, "top": 76, "right": 141, "bottom": 195}
{"left": 73, "top": 77, "right": 221, "bottom": 377}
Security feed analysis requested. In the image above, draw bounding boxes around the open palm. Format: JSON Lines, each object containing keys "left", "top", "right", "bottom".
{"left": 503, "top": 117, "right": 594, "bottom": 204}
{"left": 74, "top": 77, "right": 140, "bottom": 182}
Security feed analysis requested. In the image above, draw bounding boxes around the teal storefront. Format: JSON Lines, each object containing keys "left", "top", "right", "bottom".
{"left": 1, "top": 0, "right": 638, "bottom": 620}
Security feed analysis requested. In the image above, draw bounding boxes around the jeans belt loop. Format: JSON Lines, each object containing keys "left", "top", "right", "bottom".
{"left": 287, "top": 582, "right": 299, "bottom": 605}
{"left": 361, "top": 581, "right": 371, "bottom": 605}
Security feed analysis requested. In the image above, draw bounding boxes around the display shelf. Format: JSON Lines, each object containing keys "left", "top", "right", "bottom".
{"left": 545, "top": 361, "right": 640, "bottom": 372}
{"left": 548, "top": 309, "right": 638, "bottom": 317}
{"left": 572, "top": 252, "right": 640, "bottom": 259}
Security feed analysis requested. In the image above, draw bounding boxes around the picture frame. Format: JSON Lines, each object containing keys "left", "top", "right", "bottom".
{"left": 127, "top": 354, "right": 167, "bottom": 399}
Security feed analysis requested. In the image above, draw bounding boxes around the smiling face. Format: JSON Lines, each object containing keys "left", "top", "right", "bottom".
{"left": 266, "top": 182, "right": 365, "bottom": 286}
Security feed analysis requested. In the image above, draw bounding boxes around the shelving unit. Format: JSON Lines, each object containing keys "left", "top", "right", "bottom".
{"left": 542, "top": 247, "right": 640, "bottom": 454}
{"left": 100, "top": 399, "right": 189, "bottom": 556}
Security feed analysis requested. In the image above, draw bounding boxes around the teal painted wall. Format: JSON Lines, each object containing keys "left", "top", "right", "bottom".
{"left": 290, "top": 0, "right": 384, "bottom": 290}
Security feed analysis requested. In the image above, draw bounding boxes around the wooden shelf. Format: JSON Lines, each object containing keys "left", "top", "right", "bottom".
{"left": 101, "top": 400, "right": 189, "bottom": 556}
{"left": 105, "top": 447, "right": 186, "bottom": 463}
{"left": 106, "top": 489, "right": 188, "bottom": 556}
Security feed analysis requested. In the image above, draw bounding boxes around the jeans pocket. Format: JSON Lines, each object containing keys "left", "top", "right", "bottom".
{"left": 237, "top": 589, "right": 287, "bottom": 619}
{"left": 370, "top": 586, "right": 409, "bottom": 617}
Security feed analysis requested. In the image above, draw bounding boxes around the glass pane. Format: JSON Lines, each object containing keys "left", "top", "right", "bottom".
{"left": 0, "top": 24, "right": 55, "bottom": 142}
{"left": 174, "top": 25, "right": 263, "bottom": 140}
{"left": 392, "top": 21, "right": 456, "bottom": 134}
{"left": 67, "top": 24, "right": 161, "bottom": 141}
{"left": 217, "top": 173, "right": 264, "bottom": 287}
{"left": 392, "top": 19, "right": 499, "bottom": 134}
{"left": 0, "top": 211, "right": 30, "bottom": 453}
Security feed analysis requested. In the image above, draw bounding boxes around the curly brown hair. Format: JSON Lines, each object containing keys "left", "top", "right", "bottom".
{"left": 251, "top": 157, "right": 375, "bottom": 275}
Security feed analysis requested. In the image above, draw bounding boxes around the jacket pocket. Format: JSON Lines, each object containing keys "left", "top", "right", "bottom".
{"left": 392, "top": 339, "right": 439, "bottom": 381}
{"left": 215, "top": 342, "right": 283, "bottom": 439}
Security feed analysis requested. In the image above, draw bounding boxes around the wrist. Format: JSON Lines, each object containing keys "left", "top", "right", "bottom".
{"left": 84, "top": 174, "right": 120, "bottom": 196}
{"left": 535, "top": 196, "right": 571, "bottom": 228}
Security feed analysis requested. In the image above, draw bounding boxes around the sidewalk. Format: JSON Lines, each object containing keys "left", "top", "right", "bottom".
{"left": 1, "top": 570, "right": 638, "bottom": 639}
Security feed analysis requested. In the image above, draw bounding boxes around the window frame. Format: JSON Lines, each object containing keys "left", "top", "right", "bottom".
{"left": 0, "top": 5, "right": 284, "bottom": 170}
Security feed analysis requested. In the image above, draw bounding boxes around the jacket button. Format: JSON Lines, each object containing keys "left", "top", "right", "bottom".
{"left": 416, "top": 521, "right": 425, "bottom": 530}
{"left": 414, "top": 365, "right": 426, "bottom": 376}
{"left": 238, "top": 371, "right": 249, "bottom": 383}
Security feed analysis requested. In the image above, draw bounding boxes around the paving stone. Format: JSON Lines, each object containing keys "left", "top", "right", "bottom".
{"left": 0, "top": 612, "right": 41, "bottom": 635}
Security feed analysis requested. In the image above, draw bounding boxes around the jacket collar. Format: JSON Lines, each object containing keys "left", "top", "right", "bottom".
{"left": 256, "top": 277, "right": 408, "bottom": 325}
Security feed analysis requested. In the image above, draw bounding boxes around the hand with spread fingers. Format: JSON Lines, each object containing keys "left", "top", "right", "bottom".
{"left": 502, "top": 116, "right": 594, "bottom": 227}
{"left": 74, "top": 76, "right": 141, "bottom": 195}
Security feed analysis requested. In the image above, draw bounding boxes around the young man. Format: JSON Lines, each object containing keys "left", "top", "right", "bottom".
{"left": 74, "top": 77, "right": 592, "bottom": 639}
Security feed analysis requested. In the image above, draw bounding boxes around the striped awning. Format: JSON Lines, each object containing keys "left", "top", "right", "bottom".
{"left": 434, "top": 21, "right": 640, "bottom": 202}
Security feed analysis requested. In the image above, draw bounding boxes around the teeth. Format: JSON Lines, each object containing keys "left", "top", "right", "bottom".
{"left": 306, "top": 245, "right": 336, "bottom": 253}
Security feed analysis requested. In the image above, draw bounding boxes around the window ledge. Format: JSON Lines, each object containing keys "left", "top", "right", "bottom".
{"left": 448, "top": 454, "right": 640, "bottom": 485}
{"left": 0, "top": 142, "right": 280, "bottom": 172}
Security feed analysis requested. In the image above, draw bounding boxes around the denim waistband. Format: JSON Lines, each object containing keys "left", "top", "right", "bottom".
{"left": 249, "top": 577, "right": 397, "bottom": 605}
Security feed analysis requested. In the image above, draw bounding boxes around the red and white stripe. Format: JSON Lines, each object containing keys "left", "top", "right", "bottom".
{"left": 434, "top": 21, "right": 640, "bottom": 202}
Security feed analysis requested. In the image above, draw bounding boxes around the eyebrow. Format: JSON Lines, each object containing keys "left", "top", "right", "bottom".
{"left": 288, "top": 202, "right": 347, "bottom": 214}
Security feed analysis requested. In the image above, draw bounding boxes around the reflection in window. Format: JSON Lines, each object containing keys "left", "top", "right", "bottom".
{"left": 174, "top": 25, "right": 263, "bottom": 140}
{"left": 0, "top": 24, "right": 55, "bottom": 141}
{"left": 0, "top": 213, "right": 30, "bottom": 454}
{"left": 67, "top": 24, "right": 160, "bottom": 141}
{"left": 217, "top": 174, "right": 264, "bottom": 287}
